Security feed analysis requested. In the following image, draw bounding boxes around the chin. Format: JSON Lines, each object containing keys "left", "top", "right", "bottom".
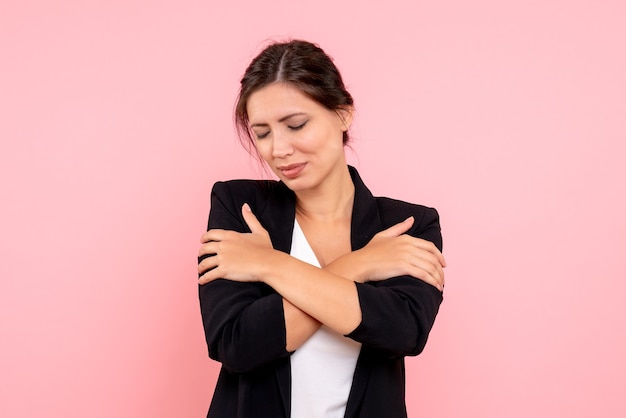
{"left": 280, "top": 176, "right": 315, "bottom": 192}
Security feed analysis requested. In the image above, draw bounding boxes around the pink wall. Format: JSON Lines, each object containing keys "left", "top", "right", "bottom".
{"left": 2, "top": 1, "right": 625, "bottom": 417}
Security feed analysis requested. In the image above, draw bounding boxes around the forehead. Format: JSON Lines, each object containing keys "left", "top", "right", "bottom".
{"left": 247, "top": 83, "right": 324, "bottom": 123}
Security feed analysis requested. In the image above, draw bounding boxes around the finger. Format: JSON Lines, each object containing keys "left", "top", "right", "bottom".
{"left": 200, "top": 229, "right": 228, "bottom": 244}
{"left": 404, "top": 247, "right": 445, "bottom": 283}
{"left": 377, "top": 216, "right": 414, "bottom": 238}
{"left": 198, "top": 257, "right": 219, "bottom": 277}
{"left": 241, "top": 203, "right": 268, "bottom": 235}
{"left": 198, "top": 268, "right": 220, "bottom": 285}
{"left": 410, "top": 238, "right": 447, "bottom": 267}
{"left": 198, "top": 241, "right": 219, "bottom": 258}
{"left": 420, "top": 251, "right": 446, "bottom": 278}
{"left": 407, "top": 252, "right": 444, "bottom": 286}
{"left": 409, "top": 250, "right": 444, "bottom": 278}
{"left": 407, "top": 265, "right": 444, "bottom": 292}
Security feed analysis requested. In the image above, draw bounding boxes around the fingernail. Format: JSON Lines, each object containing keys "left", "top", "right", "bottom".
{"left": 243, "top": 203, "right": 251, "bottom": 212}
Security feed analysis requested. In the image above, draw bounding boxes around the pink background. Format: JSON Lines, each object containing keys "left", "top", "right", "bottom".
{"left": 2, "top": 1, "right": 625, "bottom": 417}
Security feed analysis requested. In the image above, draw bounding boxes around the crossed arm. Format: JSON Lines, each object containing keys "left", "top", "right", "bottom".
{"left": 198, "top": 203, "right": 446, "bottom": 356}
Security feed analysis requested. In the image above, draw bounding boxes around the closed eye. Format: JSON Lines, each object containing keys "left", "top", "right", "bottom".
{"left": 288, "top": 121, "right": 308, "bottom": 131}
{"left": 255, "top": 131, "right": 270, "bottom": 139}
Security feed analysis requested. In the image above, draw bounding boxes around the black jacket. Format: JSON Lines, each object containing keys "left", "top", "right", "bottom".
{"left": 199, "top": 166, "right": 443, "bottom": 417}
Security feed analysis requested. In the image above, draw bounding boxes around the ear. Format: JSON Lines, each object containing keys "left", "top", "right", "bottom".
{"left": 335, "top": 106, "right": 354, "bottom": 132}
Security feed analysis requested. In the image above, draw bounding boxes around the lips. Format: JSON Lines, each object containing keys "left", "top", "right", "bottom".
{"left": 278, "top": 163, "right": 307, "bottom": 179}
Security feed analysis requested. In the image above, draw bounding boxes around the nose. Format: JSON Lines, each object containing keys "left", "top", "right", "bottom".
{"left": 271, "top": 130, "right": 294, "bottom": 158}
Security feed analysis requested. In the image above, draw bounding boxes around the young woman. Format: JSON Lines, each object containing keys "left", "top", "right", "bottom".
{"left": 198, "top": 40, "right": 446, "bottom": 418}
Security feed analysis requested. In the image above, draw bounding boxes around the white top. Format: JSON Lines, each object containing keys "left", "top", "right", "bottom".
{"left": 289, "top": 220, "right": 362, "bottom": 418}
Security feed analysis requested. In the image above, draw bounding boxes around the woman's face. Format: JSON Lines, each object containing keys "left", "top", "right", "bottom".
{"left": 247, "top": 83, "right": 352, "bottom": 193}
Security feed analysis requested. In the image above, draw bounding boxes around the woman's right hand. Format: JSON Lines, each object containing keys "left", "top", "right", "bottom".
{"left": 326, "top": 217, "right": 446, "bottom": 291}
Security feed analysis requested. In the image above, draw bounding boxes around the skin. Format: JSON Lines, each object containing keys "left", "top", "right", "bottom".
{"left": 198, "top": 82, "right": 446, "bottom": 351}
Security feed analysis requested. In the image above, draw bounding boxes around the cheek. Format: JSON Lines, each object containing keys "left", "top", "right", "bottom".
{"left": 254, "top": 141, "right": 272, "bottom": 161}
{"left": 301, "top": 126, "right": 340, "bottom": 152}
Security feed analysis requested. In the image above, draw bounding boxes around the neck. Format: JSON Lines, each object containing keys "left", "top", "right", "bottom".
{"left": 294, "top": 165, "right": 355, "bottom": 223}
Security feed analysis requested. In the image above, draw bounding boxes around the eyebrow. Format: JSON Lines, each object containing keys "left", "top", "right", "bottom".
{"left": 250, "top": 112, "right": 307, "bottom": 128}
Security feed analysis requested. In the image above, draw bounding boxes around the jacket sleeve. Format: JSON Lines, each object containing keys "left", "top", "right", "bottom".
{"left": 198, "top": 181, "right": 290, "bottom": 374}
{"left": 346, "top": 206, "right": 444, "bottom": 358}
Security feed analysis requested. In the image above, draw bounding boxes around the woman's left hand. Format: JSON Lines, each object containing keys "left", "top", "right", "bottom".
{"left": 198, "top": 203, "right": 274, "bottom": 285}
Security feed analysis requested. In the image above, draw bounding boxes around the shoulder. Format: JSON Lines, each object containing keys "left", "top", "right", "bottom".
{"left": 350, "top": 166, "right": 442, "bottom": 249}
{"left": 211, "top": 179, "right": 290, "bottom": 208}
{"left": 375, "top": 196, "right": 442, "bottom": 250}
{"left": 208, "top": 178, "right": 296, "bottom": 248}
{"left": 209, "top": 178, "right": 295, "bottom": 226}
{"left": 212, "top": 178, "right": 277, "bottom": 197}
{"left": 375, "top": 196, "right": 439, "bottom": 228}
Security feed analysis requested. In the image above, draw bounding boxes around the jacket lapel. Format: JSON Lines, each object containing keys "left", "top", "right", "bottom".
{"left": 345, "top": 167, "right": 382, "bottom": 417}
{"left": 349, "top": 166, "right": 382, "bottom": 251}
{"left": 258, "top": 166, "right": 381, "bottom": 253}
{"left": 258, "top": 181, "right": 297, "bottom": 254}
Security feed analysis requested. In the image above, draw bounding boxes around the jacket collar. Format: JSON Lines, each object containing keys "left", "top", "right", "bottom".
{"left": 348, "top": 166, "right": 383, "bottom": 251}
{"left": 258, "top": 165, "right": 382, "bottom": 253}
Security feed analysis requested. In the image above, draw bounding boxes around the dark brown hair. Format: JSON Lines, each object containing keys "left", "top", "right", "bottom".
{"left": 234, "top": 40, "right": 354, "bottom": 153}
